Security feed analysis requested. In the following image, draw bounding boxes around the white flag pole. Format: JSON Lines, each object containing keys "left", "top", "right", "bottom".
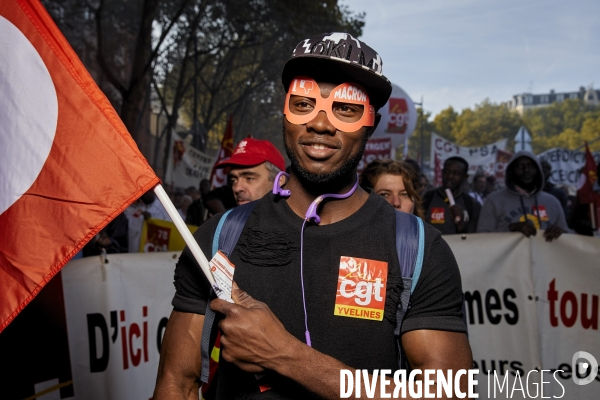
{"left": 154, "top": 184, "right": 215, "bottom": 286}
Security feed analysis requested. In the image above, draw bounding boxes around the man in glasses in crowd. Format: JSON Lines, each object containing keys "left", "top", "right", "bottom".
{"left": 155, "top": 33, "right": 472, "bottom": 399}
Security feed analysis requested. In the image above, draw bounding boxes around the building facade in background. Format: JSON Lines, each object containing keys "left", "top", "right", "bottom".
{"left": 507, "top": 86, "right": 600, "bottom": 114}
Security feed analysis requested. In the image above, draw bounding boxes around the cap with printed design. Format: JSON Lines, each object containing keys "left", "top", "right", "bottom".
{"left": 282, "top": 32, "right": 392, "bottom": 109}
{"left": 215, "top": 138, "right": 286, "bottom": 172}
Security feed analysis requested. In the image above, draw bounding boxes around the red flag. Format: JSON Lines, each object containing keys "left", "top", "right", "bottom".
{"left": 209, "top": 115, "right": 234, "bottom": 188}
{"left": 0, "top": 0, "right": 159, "bottom": 332}
{"left": 576, "top": 143, "right": 599, "bottom": 229}
{"left": 576, "top": 143, "right": 598, "bottom": 204}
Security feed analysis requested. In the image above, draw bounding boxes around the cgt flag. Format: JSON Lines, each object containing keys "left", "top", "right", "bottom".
{"left": 0, "top": 0, "right": 159, "bottom": 332}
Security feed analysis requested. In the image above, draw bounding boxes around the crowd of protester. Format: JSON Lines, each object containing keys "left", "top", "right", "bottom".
{"left": 82, "top": 140, "right": 599, "bottom": 258}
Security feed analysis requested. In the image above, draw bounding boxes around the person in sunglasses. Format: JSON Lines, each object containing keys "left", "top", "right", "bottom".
{"left": 155, "top": 33, "right": 472, "bottom": 400}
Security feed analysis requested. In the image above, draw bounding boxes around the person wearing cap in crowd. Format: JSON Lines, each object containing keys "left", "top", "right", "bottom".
{"left": 477, "top": 151, "right": 568, "bottom": 241}
{"left": 215, "top": 138, "right": 286, "bottom": 206}
{"left": 422, "top": 156, "right": 481, "bottom": 235}
{"left": 155, "top": 32, "right": 472, "bottom": 399}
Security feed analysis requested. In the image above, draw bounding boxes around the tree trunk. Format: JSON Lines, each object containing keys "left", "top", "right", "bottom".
{"left": 119, "top": 0, "right": 160, "bottom": 143}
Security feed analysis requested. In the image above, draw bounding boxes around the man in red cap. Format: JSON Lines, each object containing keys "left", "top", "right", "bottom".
{"left": 215, "top": 138, "right": 286, "bottom": 206}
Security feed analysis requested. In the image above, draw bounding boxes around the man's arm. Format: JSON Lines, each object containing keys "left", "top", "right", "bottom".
{"left": 154, "top": 310, "right": 204, "bottom": 400}
{"left": 402, "top": 330, "right": 473, "bottom": 397}
{"left": 211, "top": 287, "right": 473, "bottom": 399}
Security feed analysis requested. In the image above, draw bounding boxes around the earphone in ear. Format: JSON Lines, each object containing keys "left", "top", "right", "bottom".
{"left": 272, "top": 171, "right": 291, "bottom": 197}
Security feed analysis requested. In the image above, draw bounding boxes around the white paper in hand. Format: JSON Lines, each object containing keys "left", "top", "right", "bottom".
{"left": 445, "top": 188, "right": 456, "bottom": 206}
{"left": 209, "top": 251, "right": 235, "bottom": 303}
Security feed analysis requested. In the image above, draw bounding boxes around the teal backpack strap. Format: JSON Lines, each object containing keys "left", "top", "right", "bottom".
{"left": 212, "top": 209, "right": 233, "bottom": 256}
{"left": 200, "top": 202, "right": 257, "bottom": 385}
{"left": 393, "top": 210, "right": 425, "bottom": 370}
{"left": 411, "top": 217, "right": 425, "bottom": 294}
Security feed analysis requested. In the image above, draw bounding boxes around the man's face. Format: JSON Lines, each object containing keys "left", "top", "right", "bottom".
{"left": 511, "top": 157, "right": 538, "bottom": 187}
{"left": 442, "top": 161, "right": 467, "bottom": 192}
{"left": 473, "top": 176, "right": 486, "bottom": 193}
{"left": 283, "top": 80, "right": 373, "bottom": 184}
{"left": 228, "top": 163, "right": 273, "bottom": 205}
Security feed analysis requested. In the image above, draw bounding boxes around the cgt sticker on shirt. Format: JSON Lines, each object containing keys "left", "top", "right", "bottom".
{"left": 334, "top": 256, "right": 388, "bottom": 321}
{"left": 532, "top": 206, "right": 549, "bottom": 221}
{"left": 430, "top": 207, "right": 445, "bottom": 224}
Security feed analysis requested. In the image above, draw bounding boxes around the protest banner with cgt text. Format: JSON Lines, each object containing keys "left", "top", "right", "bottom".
{"left": 431, "top": 133, "right": 507, "bottom": 186}
{"left": 1, "top": 233, "right": 598, "bottom": 399}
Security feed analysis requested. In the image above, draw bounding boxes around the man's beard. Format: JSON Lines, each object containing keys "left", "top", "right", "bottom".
{"left": 283, "top": 123, "right": 368, "bottom": 191}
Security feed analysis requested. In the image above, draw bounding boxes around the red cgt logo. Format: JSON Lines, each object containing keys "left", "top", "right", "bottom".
{"left": 430, "top": 207, "right": 445, "bottom": 224}
{"left": 386, "top": 98, "right": 409, "bottom": 133}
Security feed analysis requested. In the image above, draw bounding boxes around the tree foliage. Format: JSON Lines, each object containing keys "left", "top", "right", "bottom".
{"left": 408, "top": 98, "right": 600, "bottom": 166}
{"left": 406, "top": 107, "right": 434, "bottom": 161}
{"left": 42, "top": 0, "right": 365, "bottom": 174}
{"left": 521, "top": 99, "right": 600, "bottom": 152}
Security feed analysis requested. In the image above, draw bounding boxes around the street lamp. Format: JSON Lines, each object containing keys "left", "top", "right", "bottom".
{"left": 412, "top": 96, "right": 424, "bottom": 169}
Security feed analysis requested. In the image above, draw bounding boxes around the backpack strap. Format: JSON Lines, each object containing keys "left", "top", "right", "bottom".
{"left": 200, "top": 201, "right": 257, "bottom": 384}
{"left": 393, "top": 210, "right": 425, "bottom": 370}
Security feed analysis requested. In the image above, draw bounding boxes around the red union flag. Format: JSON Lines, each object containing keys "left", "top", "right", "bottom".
{"left": 0, "top": 0, "right": 159, "bottom": 332}
{"left": 209, "top": 115, "right": 234, "bottom": 188}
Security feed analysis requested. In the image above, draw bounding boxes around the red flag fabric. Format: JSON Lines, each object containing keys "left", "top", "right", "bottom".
{"left": 209, "top": 115, "right": 234, "bottom": 188}
{"left": 576, "top": 143, "right": 599, "bottom": 229}
{"left": 576, "top": 143, "right": 598, "bottom": 204}
{"left": 0, "top": 0, "right": 159, "bottom": 332}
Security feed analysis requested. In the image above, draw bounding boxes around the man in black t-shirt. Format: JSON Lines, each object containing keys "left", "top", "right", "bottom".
{"left": 154, "top": 33, "right": 472, "bottom": 400}
{"left": 423, "top": 157, "right": 481, "bottom": 234}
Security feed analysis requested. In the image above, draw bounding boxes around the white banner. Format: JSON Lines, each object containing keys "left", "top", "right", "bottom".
{"left": 538, "top": 148, "right": 600, "bottom": 186}
{"left": 532, "top": 233, "right": 600, "bottom": 399}
{"left": 165, "top": 132, "right": 214, "bottom": 189}
{"left": 447, "top": 232, "right": 600, "bottom": 399}
{"left": 446, "top": 233, "right": 540, "bottom": 398}
{"left": 62, "top": 252, "right": 177, "bottom": 399}
{"left": 5, "top": 234, "right": 598, "bottom": 399}
{"left": 431, "top": 133, "right": 507, "bottom": 186}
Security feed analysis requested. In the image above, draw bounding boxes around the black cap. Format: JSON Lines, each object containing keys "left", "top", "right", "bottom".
{"left": 282, "top": 32, "right": 392, "bottom": 108}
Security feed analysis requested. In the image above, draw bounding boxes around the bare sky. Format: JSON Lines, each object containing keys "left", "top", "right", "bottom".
{"left": 342, "top": 0, "right": 600, "bottom": 116}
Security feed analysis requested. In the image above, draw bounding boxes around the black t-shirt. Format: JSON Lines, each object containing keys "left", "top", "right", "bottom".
{"left": 173, "top": 192, "right": 465, "bottom": 399}
{"left": 423, "top": 189, "right": 481, "bottom": 234}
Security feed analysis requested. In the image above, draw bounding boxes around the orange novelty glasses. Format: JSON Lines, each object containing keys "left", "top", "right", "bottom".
{"left": 284, "top": 76, "right": 375, "bottom": 133}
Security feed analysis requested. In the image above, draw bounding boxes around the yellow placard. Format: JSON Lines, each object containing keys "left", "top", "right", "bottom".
{"left": 139, "top": 218, "right": 198, "bottom": 252}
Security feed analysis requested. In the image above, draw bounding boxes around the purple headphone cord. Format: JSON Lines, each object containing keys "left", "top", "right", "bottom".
{"left": 299, "top": 175, "right": 359, "bottom": 347}
{"left": 300, "top": 218, "right": 311, "bottom": 346}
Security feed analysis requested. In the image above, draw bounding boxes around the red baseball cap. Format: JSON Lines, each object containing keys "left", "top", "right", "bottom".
{"left": 215, "top": 138, "right": 286, "bottom": 171}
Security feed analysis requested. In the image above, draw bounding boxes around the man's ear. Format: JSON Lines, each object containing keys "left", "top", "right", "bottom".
{"left": 365, "top": 113, "right": 382, "bottom": 139}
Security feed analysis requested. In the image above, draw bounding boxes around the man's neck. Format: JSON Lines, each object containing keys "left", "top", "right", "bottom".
{"left": 513, "top": 179, "right": 536, "bottom": 192}
{"left": 439, "top": 187, "right": 462, "bottom": 198}
{"left": 285, "top": 171, "right": 369, "bottom": 225}
{"left": 514, "top": 184, "right": 536, "bottom": 196}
